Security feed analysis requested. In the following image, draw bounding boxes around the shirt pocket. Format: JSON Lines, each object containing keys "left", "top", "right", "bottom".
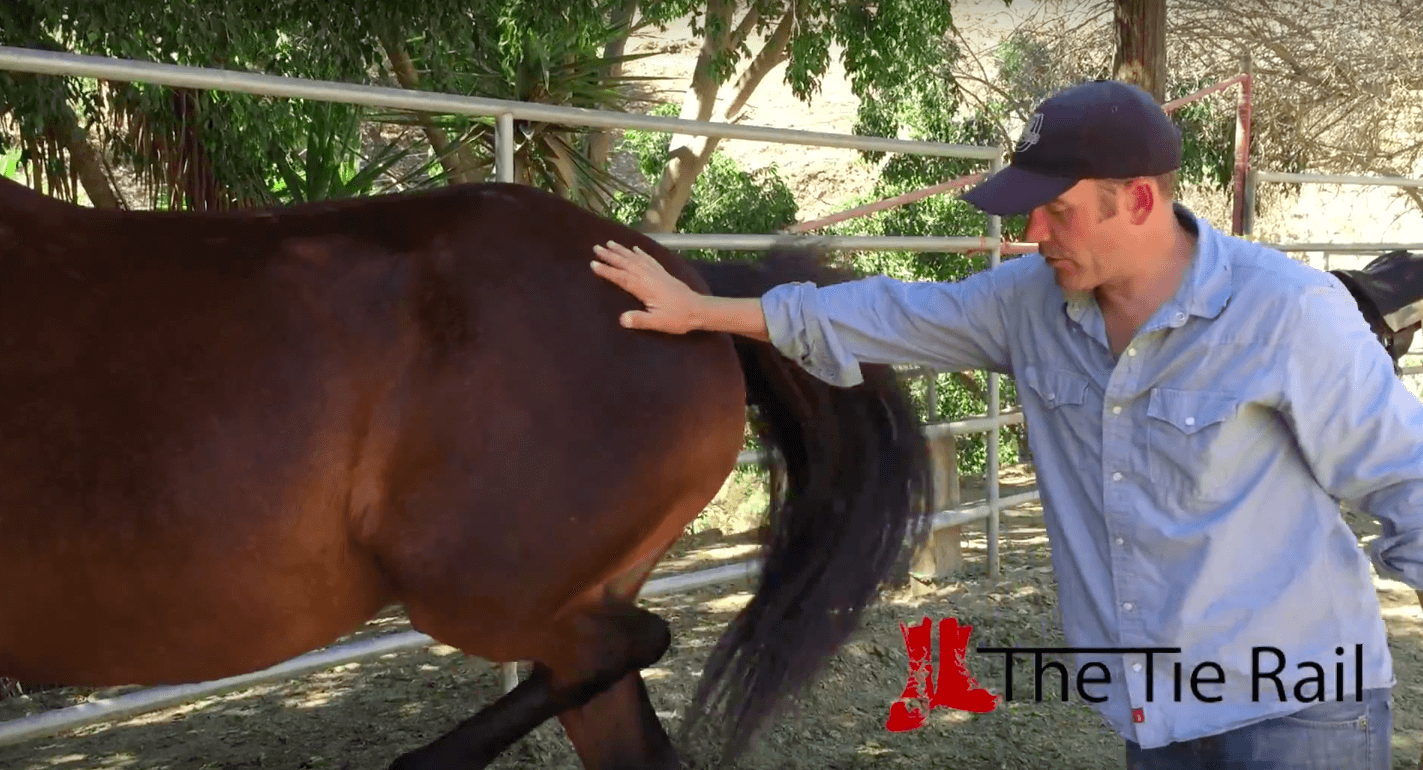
{"left": 1022, "top": 365, "right": 1097, "bottom": 453}
{"left": 1145, "top": 387, "right": 1241, "bottom": 504}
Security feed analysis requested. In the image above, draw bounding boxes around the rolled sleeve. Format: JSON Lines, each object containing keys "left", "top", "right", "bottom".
{"left": 759, "top": 267, "right": 1018, "bottom": 387}
{"left": 1282, "top": 282, "right": 1423, "bottom": 590}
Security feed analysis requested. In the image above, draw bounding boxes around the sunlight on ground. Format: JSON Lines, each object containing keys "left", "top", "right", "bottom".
{"left": 703, "top": 591, "right": 753, "bottom": 614}
{"left": 854, "top": 740, "right": 895, "bottom": 757}
{"left": 430, "top": 644, "right": 460, "bottom": 656}
{"left": 1381, "top": 605, "right": 1423, "bottom": 629}
{"left": 933, "top": 709, "right": 975, "bottom": 726}
{"left": 284, "top": 693, "right": 334, "bottom": 709}
{"left": 30, "top": 752, "right": 142, "bottom": 770}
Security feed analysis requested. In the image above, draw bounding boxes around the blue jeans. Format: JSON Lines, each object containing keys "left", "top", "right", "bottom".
{"left": 1124, "top": 687, "right": 1393, "bottom": 769}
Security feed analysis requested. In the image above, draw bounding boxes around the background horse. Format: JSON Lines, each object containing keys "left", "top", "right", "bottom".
{"left": 1330, "top": 249, "right": 1423, "bottom": 376}
{"left": 0, "top": 177, "right": 934, "bottom": 769}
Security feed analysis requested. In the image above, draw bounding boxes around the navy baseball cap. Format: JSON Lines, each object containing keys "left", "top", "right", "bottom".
{"left": 962, "top": 79, "right": 1182, "bottom": 216}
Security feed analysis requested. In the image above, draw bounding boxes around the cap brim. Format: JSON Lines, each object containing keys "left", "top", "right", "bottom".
{"left": 961, "top": 166, "right": 1077, "bottom": 216}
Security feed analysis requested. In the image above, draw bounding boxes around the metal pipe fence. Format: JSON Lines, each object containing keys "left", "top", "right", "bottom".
{"left": 0, "top": 45, "right": 1034, "bottom": 743}
{"left": 1246, "top": 170, "right": 1423, "bottom": 386}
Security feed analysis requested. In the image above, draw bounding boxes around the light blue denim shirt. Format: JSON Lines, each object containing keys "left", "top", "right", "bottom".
{"left": 759, "top": 205, "right": 1423, "bottom": 748}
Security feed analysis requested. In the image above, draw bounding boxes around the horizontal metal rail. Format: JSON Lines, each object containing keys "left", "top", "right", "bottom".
{"left": 649, "top": 233, "right": 1011, "bottom": 251}
{"left": 0, "top": 43, "right": 1023, "bottom": 750}
{"left": 0, "top": 484, "right": 1040, "bottom": 748}
{"left": 0, "top": 408, "right": 1035, "bottom": 748}
{"left": 1263, "top": 242, "right": 1423, "bottom": 254}
{"left": 0, "top": 47, "right": 999, "bottom": 161}
{"left": 735, "top": 410, "right": 1024, "bottom": 466}
{"left": 1253, "top": 171, "right": 1423, "bottom": 189}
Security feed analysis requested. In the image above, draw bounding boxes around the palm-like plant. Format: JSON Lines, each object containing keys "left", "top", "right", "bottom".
{"left": 373, "top": 15, "right": 670, "bottom": 212}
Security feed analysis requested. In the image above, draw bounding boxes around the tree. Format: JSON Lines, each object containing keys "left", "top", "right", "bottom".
{"left": 965, "top": 0, "right": 1423, "bottom": 217}
{"left": 635, "top": 0, "right": 985, "bottom": 233}
{"left": 0, "top": 1, "right": 659, "bottom": 211}
{"left": 1112, "top": 0, "right": 1167, "bottom": 102}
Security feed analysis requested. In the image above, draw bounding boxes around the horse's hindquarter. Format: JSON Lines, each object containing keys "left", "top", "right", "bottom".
{"left": 0, "top": 182, "right": 748, "bottom": 686}
{"left": 363, "top": 185, "right": 749, "bottom": 660}
{"left": 0, "top": 210, "right": 412, "bottom": 686}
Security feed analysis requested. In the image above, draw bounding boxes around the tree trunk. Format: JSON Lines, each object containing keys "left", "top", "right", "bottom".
{"left": 61, "top": 116, "right": 124, "bottom": 209}
{"left": 8, "top": 34, "right": 124, "bottom": 208}
{"left": 640, "top": 3, "right": 794, "bottom": 233}
{"left": 585, "top": 0, "right": 640, "bottom": 214}
{"left": 379, "top": 33, "right": 486, "bottom": 185}
{"left": 638, "top": 0, "right": 736, "bottom": 233}
{"left": 1113, "top": 0, "right": 1168, "bottom": 102}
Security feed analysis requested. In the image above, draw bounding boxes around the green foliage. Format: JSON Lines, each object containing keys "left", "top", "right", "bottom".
{"left": 606, "top": 103, "right": 800, "bottom": 262}
{"left": 820, "top": 27, "right": 1031, "bottom": 475}
{"left": 0, "top": 0, "right": 656, "bottom": 209}
{"left": 1168, "top": 78, "right": 1238, "bottom": 194}
{"left": 268, "top": 102, "right": 418, "bottom": 204}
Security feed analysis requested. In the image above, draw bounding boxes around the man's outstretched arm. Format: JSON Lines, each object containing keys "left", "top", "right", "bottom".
{"left": 591, "top": 239, "right": 1017, "bottom": 387}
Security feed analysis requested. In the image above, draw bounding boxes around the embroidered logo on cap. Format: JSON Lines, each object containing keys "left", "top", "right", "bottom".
{"left": 1016, "top": 112, "right": 1043, "bottom": 152}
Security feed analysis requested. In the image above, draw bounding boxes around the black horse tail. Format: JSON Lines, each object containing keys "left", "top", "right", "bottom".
{"left": 680, "top": 248, "right": 935, "bottom": 762}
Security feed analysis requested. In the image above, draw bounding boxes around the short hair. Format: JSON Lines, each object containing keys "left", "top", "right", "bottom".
{"left": 1094, "top": 171, "right": 1177, "bottom": 220}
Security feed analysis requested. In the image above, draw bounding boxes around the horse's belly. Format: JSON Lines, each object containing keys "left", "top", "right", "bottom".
{"left": 0, "top": 511, "right": 391, "bottom": 687}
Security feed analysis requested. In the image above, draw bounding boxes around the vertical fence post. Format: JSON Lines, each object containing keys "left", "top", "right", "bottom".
{"left": 925, "top": 369, "right": 938, "bottom": 422}
{"left": 986, "top": 152, "right": 1004, "bottom": 578}
{"left": 1232, "top": 53, "right": 1253, "bottom": 237}
{"left": 909, "top": 366, "right": 964, "bottom": 581}
{"left": 497, "top": 112, "right": 515, "bottom": 185}
{"left": 496, "top": 110, "right": 521, "bottom": 695}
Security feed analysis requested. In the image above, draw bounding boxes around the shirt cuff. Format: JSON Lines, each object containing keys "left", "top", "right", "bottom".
{"left": 760, "top": 281, "right": 864, "bottom": 387}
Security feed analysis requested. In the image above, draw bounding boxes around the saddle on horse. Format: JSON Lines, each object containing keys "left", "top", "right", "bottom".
{"left": 1329, "top": 249, "right": 1423, "bottom": 374}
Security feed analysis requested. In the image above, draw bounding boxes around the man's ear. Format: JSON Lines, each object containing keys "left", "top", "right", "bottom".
{"left": 1125, "top": 178, "right": 1157, "bottom": 225}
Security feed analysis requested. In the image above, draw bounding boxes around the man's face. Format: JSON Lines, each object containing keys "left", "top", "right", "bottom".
{"left": 1023, "top": 179, "right": 1132, "bottom": 294}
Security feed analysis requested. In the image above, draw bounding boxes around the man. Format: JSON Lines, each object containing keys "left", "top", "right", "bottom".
{"left": 590, "top": 79, "right": 1423, "bottom": 768}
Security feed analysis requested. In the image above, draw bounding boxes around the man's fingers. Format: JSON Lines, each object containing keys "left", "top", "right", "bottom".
{"left": 592, "top": 243, "right": 627, "bottom": 265}
{"left": 620, "top": 310, "right": 650, "bottom": 328}
{"left": 589, "top": 258, "right": 634, "bottom": 290}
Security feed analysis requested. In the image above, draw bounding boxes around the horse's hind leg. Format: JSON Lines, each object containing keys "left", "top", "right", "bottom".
{"left": 556, "top": 670, "right": 679, "bottom": 769}
{"left": 387, "top": 597, "right": 674, "bottom": 770}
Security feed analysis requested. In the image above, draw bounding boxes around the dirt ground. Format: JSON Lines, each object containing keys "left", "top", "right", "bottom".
{"left": 3, "top": 463, "right": 1421, "bottom": 770}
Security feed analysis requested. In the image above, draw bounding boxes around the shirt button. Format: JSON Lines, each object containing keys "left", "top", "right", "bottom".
{"left": 1132, "top": 663, "right": 1143, "bottom": 673}
{"left": 1127, "top": 347, "right": 1137, "bottom": 357}
{"left": 1185, "top": 417, "right": 1195, "bottom": 426}
{"left": 1173, "top": 312, "right": 1186, "bottom": 323}
{"left": 1116, "top": 538, "right": 1125, "bottom": 545}
{"left": 1123, "top": 602, "right": 1133, "bottom": 611}
{"left": 1112, "top": 405, "right": 1122, "bottom": 414}
{"left": 1112, "top": 472, "right": 1123, "bottom": 481}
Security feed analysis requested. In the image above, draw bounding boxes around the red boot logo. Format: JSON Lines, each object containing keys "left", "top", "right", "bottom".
{"left": 885, "top": 616, "right": 999, "bottom": 731}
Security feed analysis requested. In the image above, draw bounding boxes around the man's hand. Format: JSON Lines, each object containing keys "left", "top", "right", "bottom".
{"left": 591, "top": 240, "right": 706, "bottom": 334}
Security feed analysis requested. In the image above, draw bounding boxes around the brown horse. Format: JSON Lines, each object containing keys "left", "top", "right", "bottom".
{"left": 0, "top": 176, "right": 933, "bottom": 769}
